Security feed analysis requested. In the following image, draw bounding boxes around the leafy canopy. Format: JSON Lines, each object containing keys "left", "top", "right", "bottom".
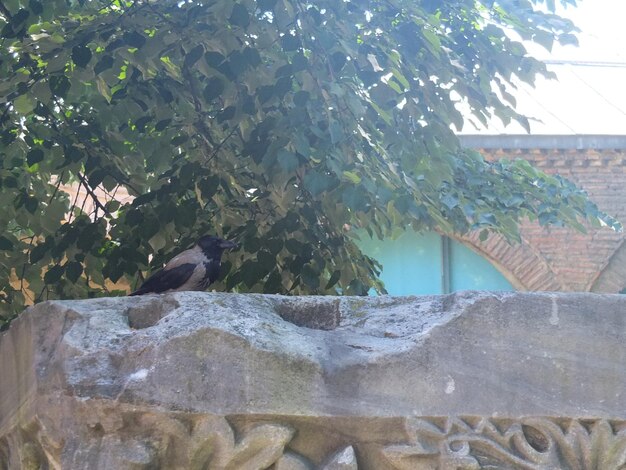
{"left": 0, "top": 0, "right": 620, "bottom": 326}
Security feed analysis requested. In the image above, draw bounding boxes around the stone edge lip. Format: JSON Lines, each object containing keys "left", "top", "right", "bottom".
{"left": 2, "top": 291, "right": 626, "bottom": 428}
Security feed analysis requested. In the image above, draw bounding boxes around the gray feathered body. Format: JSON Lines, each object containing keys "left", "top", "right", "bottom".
{"left": 129, "top": 236, "right": 236, "bottom": 296}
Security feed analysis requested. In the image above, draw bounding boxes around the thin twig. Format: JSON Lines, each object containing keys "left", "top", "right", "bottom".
{"left": 36, "top": 284, "right": 48, "bottom": 303}
{"left": 49, "top": 98, "right": 111, "bottom": 217}
{"left": 76, "top": 171, "right": 111, "bottom": 216}
{"left": 67, "top": 178, "right": 82, "bottom": 224}
{"left": 19, "top": 235, "right": 36, "bottom": 299}
{"left": 79, "top": 184, "right": 90, "bottom": 215}
{"left": 48, "top": 171, "right": 65, "bottom": 204}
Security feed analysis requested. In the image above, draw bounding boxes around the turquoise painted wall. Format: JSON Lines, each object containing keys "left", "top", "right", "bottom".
{"left": 357, "top": 232, "right": 443, "bottom": 295}
{"left": 357, "top": 231, "right": 513, "bottom": 295}
{"left": 449, "top": 240, "right": 513, "bottom": 291}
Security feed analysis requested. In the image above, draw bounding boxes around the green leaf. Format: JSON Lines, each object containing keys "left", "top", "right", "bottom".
{"left": 304, "top": 171, "right": 333, "bottom": 196}
{"left": 330, "top": 52, "right": 347, "bottom": 72}
{"left": 301, "top": 263, "right": 319, "bottom": 289}
{"left": 2, "top": 9, "right": 29, "bottom": 39}
{"left": 203, "top": 77, "right": 224, "bottom": 102}
{"left": 342, "top": 171, "right": 361, "bottom": 184}
{"left": 281, "top": 34, "right": 301, "bottom": 51}
{"left": 229, "top": 4, "right": 250, "bottom": 27}
{"left": 134, "top": 115, "right": 152, "bottom": 132}
{"left": 205, "top": 51, "right": 226, "bottom": 69}
{"left": 33, "top": 100, "right": 50, "bottom": 116}
{"left": 293, "top": 90, "right": 309, "bottom": 107}
{"left": 154, "top": 118, "right": 172, "bottom": 131}
{"left": 558, "top": 33, "right": 578, "bottom": 47}
{"left": 441, "top": 194, "right": 458, "bottom": 210}
{"left": 263, "top": 269, "right": 282, "bottom": 293}
{"left": 88, "top": 169, "right": 107, "bottom": 188}
{"left": 391, "top": 68, "right": 410, "bottom": 90}
{"left": 329, "top": 121, "right": 343, "bottom": 144}
{"left": 265, "top": 238, "right": 283, "bottom": 255}
{"left": 423, "top": 29, "right": 441, "bottom": 55}
{"left": 184, "top": 44, "right": 204, "bottom": 68}
{"left": 257, "top": 250, "right": 275, "bottom": 268}
{"left": 49, "top": 75, "right": 71, "bottom": 98}
{"left": 342, "top": 187, "right": 366, "bottom": 210}
{"left": 123, "top": 31, "right": 146, "bottom": 48}
{"left": 29, "top": 0, "right": 43, "bottom": 15}
{"left": 66, "top": 261, "right": 83, "bottom": 283}
{"left": 275, "top": 64, "right": 292, "bottom": 78}
{"left": 347, "top": 279, "right": 367, "bottom": 296}
{"left": 216, "top": 106, "right": 236, "bottom": 123}
{"left": 148, "top": 232, "right": 166, "bottom": 251}
{"left": 96, "top": 77, "right": 111, "bottom": 102}
{"left": 125, "top": 209, "right": 144, "bottom": 226}
{"left": 94, "top": 55, "right": 114, "bottom": 75}
{"left": 26, "top": 148, "right": 44, "bottom": 166}
{"left": 72, "top": 44, "right": 92, "bottom": 68}
{"left": 44, "top": 264, "right": 65, "bottom": 284}
{"left": 274, "top": 76, "right": 292, "bottom": 98}
{"left": 0, "top": 236, "right": 14, "bottom": 250}
{"left": 171, "top": 134, "right": 188, "bottom": 146}
{"left": 105, "top": 200, "right": 121, "bottom": 212}
{"left": 77, "top": 223, "right": 103, "bottom": 250}
{"left": 291, "top": 52, "right": 308, "bottom": 72}
{"left": 25, "top": 196, "right": 38, "bottom": 214}
{"left": 64, "top": 145, "right": 83, "bottom": 162}
{"left": 30, "top": 243, "right": 49, "bottom": 263}
{"left": 14, "top": 94, "right": 35, "bottom": 114}
{"left": 258, "top": 0, "right": 277, "bottom": 11}
{"left": 277, "top": 150, "right": 299, "bottom": 172}
{"left": 284, "top": 238, "right": 303, "bottom": 254}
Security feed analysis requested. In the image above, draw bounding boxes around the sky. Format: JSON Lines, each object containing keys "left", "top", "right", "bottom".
{"left": 460, "top": 0, "right": 626, "bottom": 135}
{"left": 536, "top": 0, "right": 626, "bottom": 62}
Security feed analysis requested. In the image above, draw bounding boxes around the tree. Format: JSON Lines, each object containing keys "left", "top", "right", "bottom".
{"left": 0, "top": 0, "right": 620, "bottom": 326}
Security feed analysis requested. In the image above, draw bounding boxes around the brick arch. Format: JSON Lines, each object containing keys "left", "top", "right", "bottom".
{"left": 451, "top": 232, "right": 564, "bottom": 292}
{"left": 590, "top": 239, "right": 626, "bottom": 293}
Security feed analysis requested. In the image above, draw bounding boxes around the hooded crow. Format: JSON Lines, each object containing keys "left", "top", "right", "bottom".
{"left": 129, "top": 235, "right": 238, "bottom": 295}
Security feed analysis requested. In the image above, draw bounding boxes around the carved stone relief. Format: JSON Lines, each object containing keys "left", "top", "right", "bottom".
{"left": 3, "top": 415, "right": 626, "bottom": 469}
{"left": 0, "top": 412, "right": 358, "bottom": 470}
{"left": 380, "top": 417, "right": 626, "bottom": 470}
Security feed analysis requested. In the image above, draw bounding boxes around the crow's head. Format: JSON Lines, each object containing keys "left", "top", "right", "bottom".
{"left": 196, "top": 235, "right": 238, "bottom": 258}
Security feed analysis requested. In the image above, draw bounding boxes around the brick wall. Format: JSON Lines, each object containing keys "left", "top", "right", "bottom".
{"left": 457, "top": 148, "right": 626, "bottom": 293}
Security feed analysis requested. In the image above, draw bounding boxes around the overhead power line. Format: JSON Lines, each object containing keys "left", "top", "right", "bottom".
{"left": 544, "top": 59, "right": 626, "bottom": 68}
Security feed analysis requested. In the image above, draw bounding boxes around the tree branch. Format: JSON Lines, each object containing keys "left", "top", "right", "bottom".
{"left": 20, "top": 235, "right": 36, "bottom": 301}
{"left": 48, "top": 171, "right": 66, "bottom": 204}
{"left": 76, "top": 171, "right": 111, "bottom": 217}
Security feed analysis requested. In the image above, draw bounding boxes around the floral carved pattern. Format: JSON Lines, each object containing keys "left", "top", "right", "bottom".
{"left": 186, "top": 416, "right": 295, "bottom": 469}
{"left": 381, "top": 417, "right": 626, "bottom": 470}
{"left": 183, "top": 416, "right": 357, "bottom": 470}
{"left": 5, "top": 414, "right": 626, "bottom": 469}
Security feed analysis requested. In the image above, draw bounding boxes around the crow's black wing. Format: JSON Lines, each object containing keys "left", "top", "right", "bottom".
{"left": 129, "top": 263, "right": 196, "bottom": 295}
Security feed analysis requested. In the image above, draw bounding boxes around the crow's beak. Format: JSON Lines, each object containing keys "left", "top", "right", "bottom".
{"left": 219, "top": 239, "right": 239, "bottom": 250}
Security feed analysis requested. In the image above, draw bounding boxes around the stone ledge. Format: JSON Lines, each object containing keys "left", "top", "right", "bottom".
{"left": 1, "top": 291, "right": 625, "bottom": 469}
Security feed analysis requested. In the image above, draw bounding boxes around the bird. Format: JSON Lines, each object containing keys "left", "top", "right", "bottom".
{"left": 129, "top": 235, "right": 238, "bottom": 295}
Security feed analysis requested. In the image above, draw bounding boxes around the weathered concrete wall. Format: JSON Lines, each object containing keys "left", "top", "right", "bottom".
{"left": 1, "top": 292, "right": 626, "bottom": 469}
